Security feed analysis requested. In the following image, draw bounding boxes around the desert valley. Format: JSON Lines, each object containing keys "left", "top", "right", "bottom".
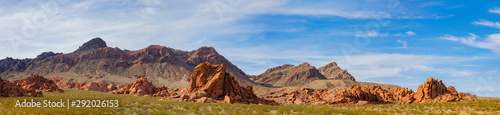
{"left": 1, "top": 38, "right": 497, "bottom": 114}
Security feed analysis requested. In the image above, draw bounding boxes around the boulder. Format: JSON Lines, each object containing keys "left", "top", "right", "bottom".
{"left": 224, "top": 95, "right": 234, "bottom": 104}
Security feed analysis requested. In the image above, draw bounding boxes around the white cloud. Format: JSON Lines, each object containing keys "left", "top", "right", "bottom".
{"left": 355, "top": 30, "right": 388, "bottom": 37}
{"left": 473, "top": 19, "right": 500, "bottom": 29}
{"left": 406, "top": 31, "right": 416, "bottom": 36}
{"left": 440, "top": 34, "right": 461, "bottom": 41}
{"left": 138, "top": 0, "right": 161, "bottom": 6}
{"left": 440, "top": 33, "right": 500, "bottom": 53}
{"left": 489, "top": 7, "right": 500, "bottom": 14}
{"left": 397, "top": 39, "right": 408, "bottom": 48}
{"left": 392, "top": 31, "right": 416, "bottom": 37}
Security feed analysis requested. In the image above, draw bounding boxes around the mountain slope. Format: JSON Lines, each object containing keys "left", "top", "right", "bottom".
{"left": 317, "top": 62, "right": 355, "bottom": 81}
{"left": 0, "top": 38, "right": 252, "bottom": 87}
{"left": 253, "top": 63, "right": 326, "bottom": 87}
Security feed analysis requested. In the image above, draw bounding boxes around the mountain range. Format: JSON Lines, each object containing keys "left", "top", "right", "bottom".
{"left": 0, "top": 38, "right": 355, "bottom": 88}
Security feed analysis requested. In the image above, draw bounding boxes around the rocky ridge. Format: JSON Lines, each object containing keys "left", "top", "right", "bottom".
{"left": 253, "top": 63, "right": 327, "bottom": 87}
{"left": 318, "top": 62, "right": 355, "bottom": 81}
{"left": 0, "top": 38, "right": 253, "bottom": 87}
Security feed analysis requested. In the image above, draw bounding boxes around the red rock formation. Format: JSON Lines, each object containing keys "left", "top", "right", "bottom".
{"left": 327, "top": 77, "right": 477, "bottom": 104}
{"left": 184, "top": 62, "right": 276, "bottom": 104}
{"left": 414, "top": 77, "right": 447, "bottom": 103}
{"left": 413, "top": 77, "right": 477, "bottom": 103}
{"left": 112, "top": 78, "right": 169, "bottom": 97}
{"left": 51, "top": 78, "right": 120, "bottom": 92}
{"left": 12, "top": 75, "right": 63, "bottom": 93}
{"left": 76, "top": 82, "right": 109, "bottom": 92}
{"left": 265, "top": 77, "right": 477, "bottom": 105}
{"left": 0, "top": 77, "right": 43, "bottom": 97}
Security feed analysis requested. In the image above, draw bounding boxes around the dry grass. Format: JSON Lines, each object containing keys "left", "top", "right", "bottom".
{"left": 0, "top": 88, "right": 498, "bottom": 114}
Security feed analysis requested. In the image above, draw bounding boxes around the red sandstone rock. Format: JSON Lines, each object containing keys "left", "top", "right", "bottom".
{"left": 112, "top": 78, "right": 169, "bottom": 97}
{"left": 326, "top": 77, "right": 477, "bottom": 104}
{"left": 185, "top": 62, "right": 276, "bottom": 105}
{"left": 0, "top": 77, "right": 43, "bottom": 97}
{"left": 12, "top": 75, "right": 63, "bottom": 93}
{"left": 78, "top": 82, "right": 109, "bottom": 92}
{"left": 413, "top": 77, "right": 476, "bottom": 103}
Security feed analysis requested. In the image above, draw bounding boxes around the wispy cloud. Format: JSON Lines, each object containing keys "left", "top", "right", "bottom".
{"left": 489, "top": 7, "right": 500, "bottom": 14}
{"left": 473, "top": 19, "right": 500, "bottom": 29}
{"left": 419, "top": 1, "right": 444, "bottom": 8}
{"left": 440, "top": 33, "right": 500, "bottom": 53}
{"left": 397, "top": 39, "right": 408, "bottom": 48}
{"left": 394, "top": 31, "right": 417, "bottom": 36}
{"left": 355, "top": 30, "right": 388, "bottom": 37}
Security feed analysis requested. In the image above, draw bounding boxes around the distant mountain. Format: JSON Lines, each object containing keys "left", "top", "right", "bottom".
{"left": 318, "top": 62, "right": 355, "bottom": 81}
{"left": 73, "top": 37, "right": 107, "bottom": 54}
{"left": 0, "top": 38, "right": 252, "bottom": 87}
{"left": 251, "top": 62, "right": 356, "bottom": 87}
{"left": 252, "top": 63, "right": 327, "bottom": 87}
{"left": 0, "top": 52, "right": 62, "bottom": 74}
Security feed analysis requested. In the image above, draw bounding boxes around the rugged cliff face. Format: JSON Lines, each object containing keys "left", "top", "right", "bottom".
{"left": 0, "top": 38, "right": 253, "bottom": 87}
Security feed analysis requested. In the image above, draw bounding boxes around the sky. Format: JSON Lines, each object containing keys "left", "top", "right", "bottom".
{"left": 0, "top": 0, "right": 499, "bottom": 97}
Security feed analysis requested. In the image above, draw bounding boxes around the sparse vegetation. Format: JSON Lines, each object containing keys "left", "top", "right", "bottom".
{"left": 0, "top": 88, "right": 498, "bottom": 114}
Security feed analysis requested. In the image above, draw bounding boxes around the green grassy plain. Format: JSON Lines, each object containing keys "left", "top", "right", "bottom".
{"left": 0, "top": 88, "right": 499, "bottom": 114}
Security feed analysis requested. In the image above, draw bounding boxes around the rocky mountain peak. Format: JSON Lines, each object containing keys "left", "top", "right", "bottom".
{"left": 318, "top": 62, "right": 355, "bottom": 81}
{"left": 298, "top": 62, "right": 312, "bottom": 67}
{"left": 73, "top": 37, "right": 107, "bottom": 53}
{"left": 194, "top": 46, "right": 219, "bottom": 56}
{"left": 322, "top": 62, "right": 338, "bottom": 68}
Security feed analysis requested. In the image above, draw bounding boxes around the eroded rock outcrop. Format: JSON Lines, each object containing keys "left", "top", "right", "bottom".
{"left": 12, "top": 75, "right": 63, "bottom": 93}
{"left": 51, "top": 78, "right": 122, "bottom": 92}
{"left": 112, "top": 77, "right": 170, "bottom": 97}
{"left": 328, "top": 77, "right": 476, "bottom": 104}
{"left": 183, "top": 62, "right": 276, "bottom": 104}
{"left": 0, "top": 77, "right": 43, "bottom": 97}
{"left": 265, "top": 77, "right": 477, "bottom": 105}
{"left": 413, "top": 77, "right": 477, "bottom": 103}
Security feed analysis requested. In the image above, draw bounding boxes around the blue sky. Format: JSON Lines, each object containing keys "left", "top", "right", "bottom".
{"left": 0, "top": 0, "right": 499, "bottom": 97}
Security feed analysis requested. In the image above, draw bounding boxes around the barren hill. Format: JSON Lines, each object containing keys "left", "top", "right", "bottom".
{"left": 318, "top": 62, "right": 355, "bottom": 81}
{"left": 0, "top": 38, "right": 252, "bottom": 87}
{"left": 252, "top": 63, "right": 327, "bottom": 87}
